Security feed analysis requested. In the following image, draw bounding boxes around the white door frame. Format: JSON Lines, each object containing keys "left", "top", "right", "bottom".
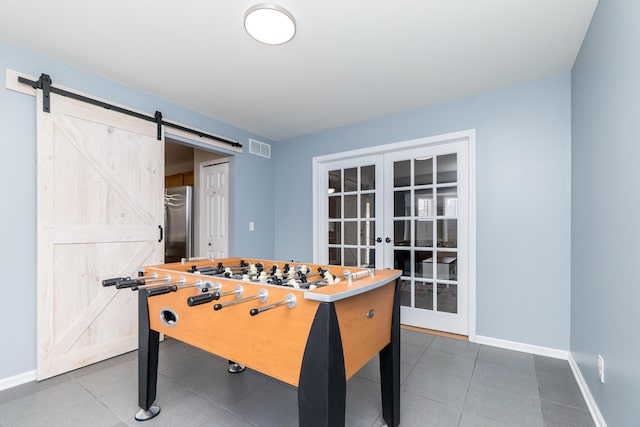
{"left": 312, "top": 129, "right": 477, "bottom": 339}
{"left": 199, "top": 159, "right": 230, "bottom": 258}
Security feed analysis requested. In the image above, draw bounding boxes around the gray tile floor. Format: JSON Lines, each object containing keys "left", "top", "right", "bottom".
{"left": 0, "top": 330, "right": 595, "bottom": 427}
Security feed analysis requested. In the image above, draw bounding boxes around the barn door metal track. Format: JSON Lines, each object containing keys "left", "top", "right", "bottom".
{"left": 18, "top": 73, "right": 242, "bottom": 148}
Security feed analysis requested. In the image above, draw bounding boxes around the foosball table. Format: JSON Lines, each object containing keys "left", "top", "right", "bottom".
{"left": 103, "top": 258, "right": 402, "bottom": 426}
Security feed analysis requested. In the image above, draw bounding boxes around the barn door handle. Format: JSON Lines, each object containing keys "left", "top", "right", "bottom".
{"left": 158, "top": 225, "right": 163, "bottom": 242}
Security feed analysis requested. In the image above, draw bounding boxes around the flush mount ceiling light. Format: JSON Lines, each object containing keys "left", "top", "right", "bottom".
{"left": 244, "top": 4, "right": 296, "bottom": 45}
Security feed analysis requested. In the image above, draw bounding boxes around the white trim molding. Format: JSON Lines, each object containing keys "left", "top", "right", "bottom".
{"left": 473, "top": 335, "right": 569, "bottom": 359}
{"left": 568, "top": 353, "right": 608, "bottom": 427}
{"left": 0, "top": 370, "right": 36, "bottom": 392}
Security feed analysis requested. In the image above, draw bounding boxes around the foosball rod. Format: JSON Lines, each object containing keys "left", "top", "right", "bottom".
{"left": 189, "top": 262, "right": 270, "bottom": 277}
{"left": 213, "top": 288, "right": 268, "bottom": 311}
{"left": 144, "top": 278, "right": 218, "bottom": 297}
{"left": 135, "top": 277, "right": 217, "bottom": 291}
{"left": 249, "top": 293, "right": 296, "bottom": 316}
{"left": 189, "top": 260, "right": 252, "bottom": 273}
{"left": 291, "top": 273, "right": 340, "bottom": 289}
{"left": 187, "top": 284, "right": 242, "bottom": 306}
{"left": 296, "top": 267, "right": 331, "bottom": 282}
{"left": 115, "top": 274, "right": 172, "bottom": 289}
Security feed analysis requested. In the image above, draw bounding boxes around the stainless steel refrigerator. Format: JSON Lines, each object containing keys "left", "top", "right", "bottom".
{"left": 164, "top": 186, "right": 193, "bottom": 263}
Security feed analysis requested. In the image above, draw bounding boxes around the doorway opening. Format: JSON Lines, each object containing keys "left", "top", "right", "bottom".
{"left": 164, "top": 138, "right": 229, "bottom": 261}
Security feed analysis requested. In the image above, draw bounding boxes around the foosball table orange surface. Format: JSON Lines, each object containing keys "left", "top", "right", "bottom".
{"left": 104, "top": 258, "right": 402, "bottom": 427}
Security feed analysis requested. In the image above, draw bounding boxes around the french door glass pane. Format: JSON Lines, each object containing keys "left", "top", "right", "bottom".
{"left": 415, "top": 281, "right": 433, "bottom": 310}
{"left": 415, "top": 157, "right": 433, "bottom": 185}
{"left": 344, "top": 168, "right": 357, "bottom": 192}
{"left": 361, "top": 194, "right": 375, "bottom": 218}
{"left": 344, "top": 195, "right": 357, "bottom": 218}
{"left": 437, "top": 284, "right": 457, "bottom": 313}
{"left": 415, "top": 189, "right": 434, "bottom": 217}
{"left": 394, "top": 190, "right": 411, "bottom": 216}
{"left": 394, "top": 220, "right": 410, "bottom": 246}
{"left": 329, "top": 170, "right": 341, "bottom": 193}
{"left": 436, "top": 251, "right": 457, "bottom": 281}
{"left": 400, "top": 279, "right": 412, "bottom": 307}
{"left": 328, "top": 247, "right": 341, "bottom": 265}
{"left": 344, "top": 247, "right": 357, "bottom": 266}
{"left": 360, "top": 248, "right": 375, "bottom": 268}
{"left": 360, "top": 220, "right": 375, "bottom": 245}
{"left": 361, "top": 165, "right": 375, "bottom": 190}
{"left": 344, "top": 221, "right": 358, "bottom": 245}
{"left": 437, "top": 154, "right": 457, "bottom": 183}
{"left": 394, "top": 250, "right": 410, "bottom": 276}
{"left": 437, "top": 219, "right": 457, "bottom": 248}
{"left": 415, "top": 220, "right": 433, "bottom": 247}
{"left": 415, "top": 250, "right": 433, "bottom": 277}
{"left": 437, "top": 186, "right": 457, "bottom": 216}
{"left": 394, "top": 160, "right": 410, "bottom": 187}
{"left": 329, "top": 196, "right": 341, "bottom": 218}
{"left": 328, "top": 222, "right": 341, "bottom": 244}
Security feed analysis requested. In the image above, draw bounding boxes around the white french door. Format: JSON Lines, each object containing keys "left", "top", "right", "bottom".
{"left": 384, "top": 142, "right": 469, "bottom": 334}
{"left": 314, "top": 132, "right": 474, "bottom": 335}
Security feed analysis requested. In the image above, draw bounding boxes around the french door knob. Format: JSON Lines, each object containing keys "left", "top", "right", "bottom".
{"left": 385, "top": 237, "right": 392, "bottom": 243}
{"left": 376, "top": 237, "right": 382, "bottom": 243}
{"left": 208, "top": 243, "right": 212, "bottom": 246}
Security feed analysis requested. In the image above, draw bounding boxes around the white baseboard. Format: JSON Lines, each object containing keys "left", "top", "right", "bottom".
{"left": 473, "top": 335, "right": 569, "bottom": 359}
{"left": 472, "top": 335, "right": 606, "bottom": 427}
{"left": 0, "top": 369, "right": 36, "bottom": 392}
{"left": 568, "top": 354, "right": 608, "bottom": 427}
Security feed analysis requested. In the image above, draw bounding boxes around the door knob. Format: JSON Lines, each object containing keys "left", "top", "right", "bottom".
{"left": 385, "top": 237, "right": 391, "bottom": 243}
{"left": 208, "top": 243, "right": 212, "bottom": 246}
{"left": 376, "top": 237, "right": 382, "bottom": 243}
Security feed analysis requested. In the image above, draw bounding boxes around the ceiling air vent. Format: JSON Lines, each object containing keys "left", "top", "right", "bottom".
{"left": 249, "top": 139, "right": 271, "bottom": 158}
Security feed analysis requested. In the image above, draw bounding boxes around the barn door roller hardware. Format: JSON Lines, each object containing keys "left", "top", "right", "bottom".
{"left": 18, "top": 73, "right": 242, "bottom": 148}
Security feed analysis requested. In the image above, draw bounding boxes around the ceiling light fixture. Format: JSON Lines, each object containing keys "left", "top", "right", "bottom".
{"left": 244, "top": 4, "right": 296, "bottom": 45}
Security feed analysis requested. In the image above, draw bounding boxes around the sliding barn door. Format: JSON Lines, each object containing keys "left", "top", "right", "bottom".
{"left": 36, "top": 91, "right": 164, "bottom": 380}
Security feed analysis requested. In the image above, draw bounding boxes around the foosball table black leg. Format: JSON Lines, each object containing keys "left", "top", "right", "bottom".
{"left": 298, "top": 302, "right": 346, "bottom": 427}
{"left": 135, "top": 289, "right": 161, "bottom": 421}
{"left": 379, "top": 278, "right": 401, "bottom": 427}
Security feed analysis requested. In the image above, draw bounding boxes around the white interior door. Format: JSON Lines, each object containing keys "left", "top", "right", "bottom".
{"left": 200, "top": 161, "right": 229, "bottom": 258}
{"left": 314, "top": 133, "right": 473, "bottom": 336}
{"left": 36, "top": 91, "right": 164, "bottom": 380}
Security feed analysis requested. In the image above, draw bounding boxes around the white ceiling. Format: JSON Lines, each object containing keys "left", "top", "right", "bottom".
{"left": 0, "top": 1, "right": 598, "bottom": 141}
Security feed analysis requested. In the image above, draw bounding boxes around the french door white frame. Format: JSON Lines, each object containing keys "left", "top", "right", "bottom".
{"left": 312, "top": 129, "right": 477, "bottom": 339}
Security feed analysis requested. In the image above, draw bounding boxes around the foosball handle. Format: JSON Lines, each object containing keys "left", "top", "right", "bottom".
{"left": 250, "top": 293, "right": 296, "bottom": 316}
{"left": 147, "top": 285, "right": 178, "bottom": 297}
{"left": 102, "top": 277, "right": 129, "bottom": 287}
{"left": 187, "top": 292, "right": 220, "bottom": 306}
{"left": 116, "top": 278, "right": 144, "bottom": 289}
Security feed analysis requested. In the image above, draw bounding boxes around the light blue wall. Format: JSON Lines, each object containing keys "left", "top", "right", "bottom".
{"left": 571, "top": 1, "right": 640, "bottom": 425}
{"left": 274, "top": 74, "right": 572, "bottom": 349}
{"left": 0, "top": 41, "right": 275, "bottom": 379}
